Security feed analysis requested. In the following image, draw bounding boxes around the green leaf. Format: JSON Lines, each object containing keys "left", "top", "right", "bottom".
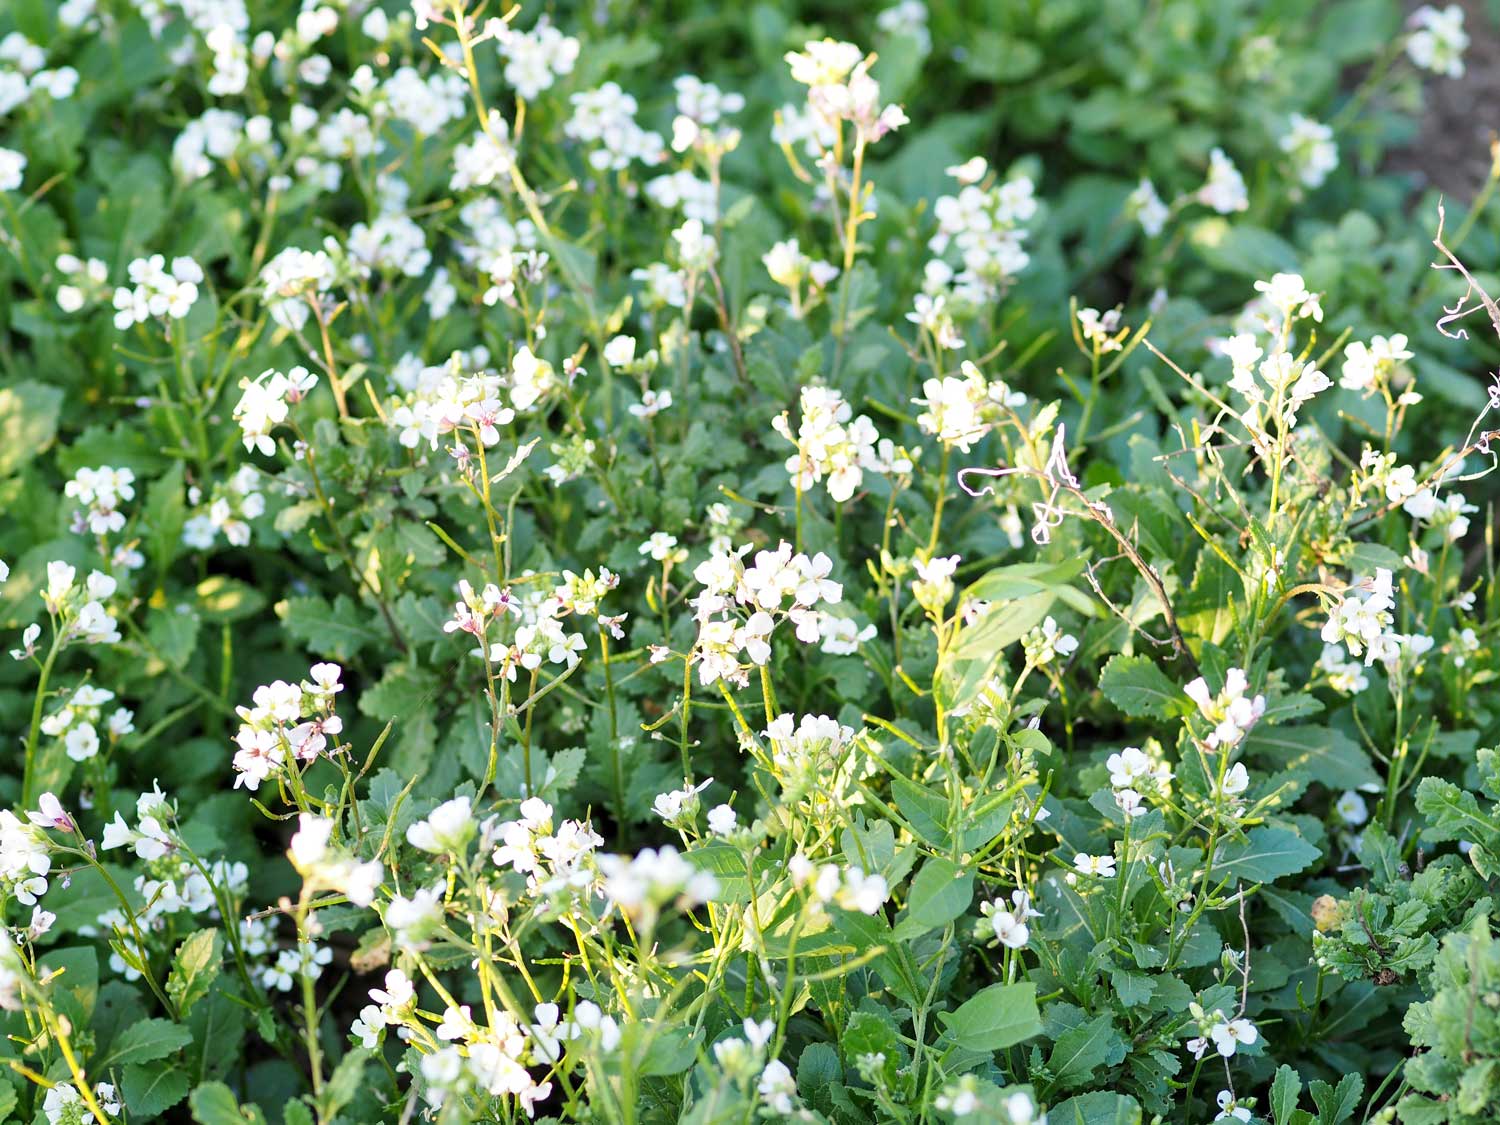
{"left": 1189, "top": 219, "right": 1298, "bottom": 278}
{"left": 0, "top": 380, "right": 64, "bottom": 476}
{"left": 190, "top": 1081, "right": 267, "bottom": 1124}
{"left": 104, "top": 1017, "right": 193, "bottom": 1067}
{"left": 1215, "top": 826, "right": 1321, "bottom": 883}
{"left": 1047, "top": 1013, "right": 1127, "bottom": 1088}
{"left": 317, "top": 1048, "right": 369, "bottom": 1118}
{"left": 893, "top": 857, "right": 974, "bottom": 940}
{"left": 0, "top": 1078, "right": 16, "bottom": 1121}
{"left": 1271, "top": 1063, "right": 1303, "bottom": 1123}
{"left": 1098, "top": 654, "right": 1183, "bottom": 719}
{"left": 123, "top": 1064, "right": 191, "bottom": 1117}
{"left": 167, "top": 929, "right": 222, "bottom": 1017}
{"left": 938, "top": 982, "right": 1041, "bottom": 1051}
{"left": 1045, "top": 1091, "right": 1143, "bottom": 1125}
{"left": 282, "top": 594, "right": 385, "bottom": 662}
{"left": 1310, "top": 1072, "right": 1363, "bottom": 1124}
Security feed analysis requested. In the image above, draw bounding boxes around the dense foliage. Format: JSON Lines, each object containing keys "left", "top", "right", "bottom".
{"left": 3, "top": 1, "right": 1500, "bottom": 1122}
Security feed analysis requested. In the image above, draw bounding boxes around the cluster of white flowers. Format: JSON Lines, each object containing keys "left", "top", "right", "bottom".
{"left": 1341, "top": 333, "right": 1414, "bottom": 393}
{"left": 1184, "top": 668, "right": 1265, "bottom": 750}
{"left": 1198, "top": 147, "right": 1249, "bottom": 214}
{"left": 1186, "top": 1002, "right": 1259, "bottom": 1058}
{"left": 41, "top": 1082, "right": 122, "bottom": 1125}
{"left": 1280, "top": 114, "right": 1338, "bottom": 189}
{"left": 42, "top": 684, "right": 133, "bottom": 763}
{"left": 1126, "top": 178, "right": 1170, "bottom": 237}
{"left": 111, "top": 255, "right": 204, "bottom": 330}
{"left": 183, "top": 465, "right": 267, "bottom": 549}
{"left": 913, "top": 360, "right": 1027, "bottom": 452}
{"left": 0, "top": 807, "right": 52, "bottom": 907}
{"left": 288, "top": 812, "right": 383, "bottom": 907}
{"left": 597, "top": 844, "right": 720, "bottom": 918}
{"left": 783, "top": 38, "right": 907, "bottom": 143}
{"left": 1407, "top": 4, "right": 1468, "bottom": 77}
{"left": 763, "top": 713, "right": 869, "bottom": 814}
{"left": 40, "top": 562, "right": 122, "bottom": 646}
{"left": 54, "top": 253, "right": 110, "bottom": 312}
{"left": 65, "top": 466, "right": 135, "bottom": 536}
{"left": 978, "top": 889, "right": 1040, "bottom": 950}
{"left": 1022, "top": 616, "right": 1078, "bottom": 666}
{"left": 772, "top": 385, "right": 902, "bottom": 503}
{"left": 231, "top": 663, "right": 344, "bottom": 790}
{"left": 1106, "top": 745, "right": 1173, "bottom": 819}
{"left": 233, "top": 366, "right": 318, "bottom": 455}
{"left": 787, "top": 852, "right": 890, "bottom": 915}
{"left": 1320, "top": 569, "right": 1399, "bottom": 666}
{"left": 496, "top": 18, "right": 579, "bottom": 100}
{"left": 490, "top": 797, "right": 604, "bottom": 901}
{"left": 690, "top": 541, "right": 844, "bottom": 687}
{"left": 258, "top": 245, "right": 337, "bottom": 330}
{"left": 0, "top": 30, "right": 79, "bottom": 121}
{"left": 565, "top": 82, "right": 665, "bottom": 171}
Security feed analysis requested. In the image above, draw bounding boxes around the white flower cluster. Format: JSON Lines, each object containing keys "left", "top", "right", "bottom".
{"left": 787, "top": 852, "right": 890, "bottom": 915}
{"left": 233, "top": 366, "right": 318, "bottom": 455}
{"left": 0, "top": 30, "right": 78, "bottom": 121}
{"left": 1340, "top": 334, "right": 1413, "bottom": 393}
{"left": 1280, "top": 113, "right": 1338, "bottom": 189}
{"left": 111, "top": 255, "right": 204, "bottom": 330}
{"left": 1407, "top": 5, "right": 1468, "bottom": 78}
{"left": 772, "top": 385, "right": 900, "bottom": 503}
{"left": 1186, "top": 1002, "right": 1259, "bottom": 1059}
{"left": 491, "top": 797, "right": 604, "bottom": 901}
{"left": 783, "top": 39, "right": 907, "bottom": 143}
{"left": 258, "top": 245, "right": 337, "bottom": 331}
{"left": 288, "top": 812, "right": 383, "bottom": 907}
{"left": 923, "top": 159, "right": 1037, "bottom": 317}
{"left": 1106, "top": 745, "right": 1173, "bottom": 819}
{"left": 231, "top": 663, "right": 345, "bottom": 790}
{"left": 42, "top": 684, "right": 133, "bottom": 763}
{"left": 913, "top": 360, "right": 1027, "bottom": 452}
{"left": 183, "top": 465, "right": 267, "bottom": 549}
{"left": 978, "top": 889, "right": 1041, "bottom": 949}
{"left": 1184, "top": 667, "right": 1265, "bottom": 750}
{"left": 497, "top": 18, "right": 579, "bottom": 100}
{"left": 565, "top": 82, "right": 665, "bottom": 171}
{"left": 65, "top": 466, "right": 135, "bottom": 536}
{"left": 40, "top": 562, "right": 122, "bottom": 646}
{"left": 0, "top": 807, "right": 51, "bottom": 907}
{"left": 54, "top": 253, "right": 110, "bottom": 312}
{"left": 764, "top": 713, "right": 867, "bottom": 814}
{"left": 690, "top": 541, "right": 844, "bottom": 687}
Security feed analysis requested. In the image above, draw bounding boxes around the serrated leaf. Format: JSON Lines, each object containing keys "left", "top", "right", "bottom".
{"left": 1271, "top": 1062, "right": 1303, "bottom": 1123}
{"left": 282, "top": 594, "right": 385, "bottom": 661}
{"left": 1098, "top": 654, "right": 1182, "bottom": 719}
{"left": 1310, "top": 1071, "right": 1362, "bottom": 1124}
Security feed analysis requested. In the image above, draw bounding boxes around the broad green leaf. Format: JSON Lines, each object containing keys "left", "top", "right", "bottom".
{"left": 0, "top": 380, "right": 64, "bottom": 476}
{"left": 893, "top": 857, "right": 973, "bottom": 940}
{"left": 1310, "top": 1071, "right": 1363, "bottom": 1124}
{"left": 1271, "top": 1062, "right": 1303, "bottom": 1123}
{"left": 190, "top": 1081, "right": 268, "bottom": 1124}
{"left": 104, "top": 1017, "right": 193, "bottom": 1067}
{"left": 1098, "top": 654, "right": 1183, "bottom": 719}
{"left": 123, "top": 1063, "right": 191, "bottom": 1117}
{"left": 938, "top": 982, "right": 1041, "bottom": 1051}
{"left": 1215, "top": 827, "right": 1321, "bottom": 883}
{"left": 1047, "top": 1013, "right": 1127, "bottom": 1088}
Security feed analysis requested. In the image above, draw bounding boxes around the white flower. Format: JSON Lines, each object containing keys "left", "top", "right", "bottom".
{"left": 1073, "top": 853, "right": 1116, "bottom": 878}
{"left": 1280, "top": 114, "right": 1337, "bottom": 188}
{"left": 1408, "top": 5, "right": 1468, "bottom": 77}
{"left": 1215, "top": 1090, "right": 1253, "bottom": 1122}
{"left": 1183, "top": 668, "right": 1266, "bottom": 749}
{"left": 1334, "top": 791, "right": 1369, "bottom": 826}
{"left": 706, "top": 804, "right": 738, "bottom": 836}
{"left": 1199, "top": 147, "right": 1248, "bottom": 213}
{"left": 1210, "top": 1016, "right": 1258, "bottom": 1056}
{"left": 0, "top": 147, "right": 25, "bottom": 192}
{"left": 406, "top": 797, "right": 475, "bottom": 855}
{"left": 1126, "top": 177, "right": 1169, "bottom": 236}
